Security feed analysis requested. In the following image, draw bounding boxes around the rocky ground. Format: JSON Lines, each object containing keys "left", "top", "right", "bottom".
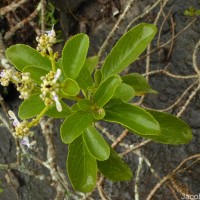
{"left": 0, "top": 0, "right": 200, "bottom": 199}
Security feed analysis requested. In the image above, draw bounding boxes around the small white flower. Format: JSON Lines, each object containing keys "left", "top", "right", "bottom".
{"left": 46, "top": 25, "right": 56, "bottom": 38}
{"left": 20, "top": 136, "right": 36, "bottom": 149}
{"left": 52, "top": 68, "right": 61, "bottom": 83}
{"left": 0, "top": 71, "right": 4, "bottom": 77}
{"left": 52, "top": 92, "right": 62, "bottom": 112}
{"left": 8, "top": 110, "right": 20, "bottom": 127}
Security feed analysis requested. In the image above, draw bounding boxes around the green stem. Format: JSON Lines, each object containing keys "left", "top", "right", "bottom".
{"left": 49, "top": 51, "right": 56, "bottom": 72}
{"left": 28, "top": 106, "right": 50, "bottom": 128}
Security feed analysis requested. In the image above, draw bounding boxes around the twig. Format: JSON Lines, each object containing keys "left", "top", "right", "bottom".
{"left": 97, "top": 175, "right": 110, "bottom": 200}
{"left": 134, "top": 156, "right": 143, "bottom": 200}
{"left": 98, "top": 0, "right": 135, "bottom": 59}
{"left": 111, "top": 129, "right": 129, "bottom": 149}
{"left": 124, "top": 0, "right": 163, "bottom": 33}
{"left": 0, "top": 0, "right": 28, "bottom": 15}
{"left": 157, "top": 81, "right": 198, "bottom": 112}
{"left": 40, "top": 0, "right": 46, "bottom": 34}
{"left": 121, "top": 139, "right": 152, "bottom": 156}
{"left": 4, "top": 3, "right": 41, "bottom": 40}
{"left": 146, "top": 154, "right": 200, "bottom": 200}
{"left": 139, "top": 17, "right": 197, "bottom": 61}
{"left": 166, "top": 14, "right": 175, "bottom": 61}
{"left": 192, "top": 38, "right": 200, "bottom": 75}
{"left": 176, "top": 83, "right": 200, "bottom": 117}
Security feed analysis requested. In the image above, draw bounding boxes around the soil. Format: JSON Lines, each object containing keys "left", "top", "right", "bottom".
{"left": 0, "top": 0, "right": 200, "bottom": 200}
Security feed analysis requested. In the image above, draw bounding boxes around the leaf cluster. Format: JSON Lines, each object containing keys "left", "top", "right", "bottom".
{"left": 5, "top": 23, "right": 192, "bottom": 192}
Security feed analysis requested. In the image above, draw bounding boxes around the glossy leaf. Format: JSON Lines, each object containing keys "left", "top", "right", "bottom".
{"left": 60, "top": 111, "right": 94, "bottom": 144}
{"left": 62, "top": 33, "right": 89, "bottom": 79}
{"left": 83, "top": 125, "right": 110, "bottom": 161}
{"left": 18, "top": 94, "right": 45, "bottom": 119}
{"left": 6, "top": 44, "right": 51, "bottom": 71}
{"left": 94, "top": 70, "right": 102, "bottom": 87}
{"left": 101, "top": 23, "right": 157, "bottom": 79}
{"left": 61, "top": 78, "right": 80, "bottom": 96}
{"left": 145, "top": 110, "right": 193, "bottom": 144}
{"left": 78, "top": 99, "right": 92, "bottom": 112}
{"left": 76, "top": 67, "right": 93, "bottom": 89}
{"left": 46, "top": 101, "right": 71, "bottom": 118}
{"left": 122, "top": 73, "right": 157, "bottom": 96}
{"left": 67, "top": 136, "right": 97, "bottom": 192}
{"left": 93, "top": 75, "right": 121, "bottom": 107}
{"left": 97, "top": 148, "right": 132, "bottom": 181}
{"left": 84, "top": 56, "right": 99, "bottom": 74}
{"left": 112, "top": 83, "right": 135, "bottom": 102}
{"left": 23, "top": 66, "right": 48, "bottom": 84}
{"left": 104, "top": 99, "right": 160, "bottom": 136}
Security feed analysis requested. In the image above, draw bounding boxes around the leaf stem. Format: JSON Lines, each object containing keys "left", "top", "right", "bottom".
{"left": 28, "top": 106, "right": 50, "bottom": 128}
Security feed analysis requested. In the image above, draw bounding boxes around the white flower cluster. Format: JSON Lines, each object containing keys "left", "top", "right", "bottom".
{"left": 40, "top": 68, "right": 62, "bottom": 112}
{"left": 0, "top": 68, "right": 35, "bottom": 100}
{"left": 8, "top": 111, "right": 35, "bottom": 148}
{"left": 0, "top": 68, "right": 19, "bottom": 86}
{"left": 17, "top": 72, "right": 35, "bottom": 99}
{"left": 36, "top": 27, "right": 56, "bottom": 55}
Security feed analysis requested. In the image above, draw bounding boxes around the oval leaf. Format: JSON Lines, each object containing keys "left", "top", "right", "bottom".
{"left": 76, "top": 67, "right": 93, "bottom": 90}
{"left": 101, "top": 23, "right": 157, "bottom": 79}
{"left": 78, "top": 99, "right": 92, "bottom": 112}
{"left": 93, "top": 75, "right": 122, "bottom": 107}
{"left": 23, "top": 66, "right": 48, "bottom": 84}
{"left": 18, "top": 94, "right": 45, "bottom": 119}
{"left": 84, "top": 56, "right": 99, "bottom": 74}
{"left": 112, "top": 83, "right": 135, "bottom": 102}
{"left": 97, "top": 148, "right": 132, "bottom": 181}
{"left": 6, "top": 44, "right": 51, "bottom": 71}
{"left": 62, "top": 33, "right": 89, "bottom": 79}
{"left": 60, "top": 111, "right": 94, "bottom": 144}
{"left": 83, "top": 125, "right": 110, "bottom": 161}
{"left": 45, "top": 100, "right": 71, "bottom": 118}
{"left": 61, "top": 78, "right": 80, "bottom": 96}
{"left": 104, "top": 99, "right": 160, "bottom": 136}
{"left": 122, "top": 73, "right": 157, "bottom": 96}
{"left": 67, "top": 136, "right": 97, "bottom": 192}
{"left": 145, "top": 110, "right": 192, "bottom": 144}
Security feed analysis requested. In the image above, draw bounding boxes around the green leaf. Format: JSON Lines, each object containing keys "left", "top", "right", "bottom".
{"left": 67, "top": 135, "right": 97, "bottom": 192}
{"left": 104, "top": 99, "right": 160, "bottom": 136}
{"left": 145, "top": 110, "right": 193, "bottom": 144}
{"left": 97, "top": 148, "right": 132, "bottom": 181}
{"left": 84, "top": 56, "right": 99, "bottom": 74}
{"left": 83, "top": 125, "right": 110, "bottom": 161}
{"left": 93, "top": 75, "right": 122, "bottom": 107}
{"left": 112, "top": 83, "right": 135, "bottom": 102}
{"left": 94, "top": 70, "right": 102, "bottom": 87}
{"left": 18, "top": 94, "right": 45, "bottom": 119}
{"left": 122, "top": 73, "right": 157, "bottom": 96}
{"left": 62, "top": 33, "right": 89, "bottom": 79}
{"left": 76, "top": 67, "right": 93, "bottom": 90}
{"left": 78, "top": 99, "right": 92, "bottom": 112}
{"left": 46, "top": 100, "right": 71, "bottom": 118}
{"left": 6, "top": 44, "right": 51, "bottom": 71}
{"left": 23, "top": 66, "right": 48, "bottom": 84}
{"left": 60, "top": 111, "right": 94, "bottom": 144}
{"left": 61, "top": 78, "right": 80, "bottom": 96}
{"left": 101, "top": 23, "right": 157, "bottom": 79}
